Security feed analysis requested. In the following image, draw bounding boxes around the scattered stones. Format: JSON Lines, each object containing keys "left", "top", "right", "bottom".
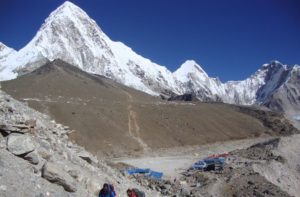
{"left": 7, "top": 133, "right": 35, "bottom": 156}
{"left": 232, "top": 138, "right": 281, "bottom": 161}
{"left": 129, "top": 173, "right": 184, "bottom": 196}
{"left": 0, "top": 90, "right": 159, "bottom": 196}
{"left": 42, "top": 162, "right": 77, "bottom": 192}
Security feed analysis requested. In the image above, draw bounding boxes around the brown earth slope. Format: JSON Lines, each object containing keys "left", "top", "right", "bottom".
{"left": 1, "top": 60, "right": 297, "bottom": 157}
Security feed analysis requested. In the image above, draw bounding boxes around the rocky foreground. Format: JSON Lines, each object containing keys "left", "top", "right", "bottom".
{"left": 0, "top": 89, "right": 158, "bottom": 196}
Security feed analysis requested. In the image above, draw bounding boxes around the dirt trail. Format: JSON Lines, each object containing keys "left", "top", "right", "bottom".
{"left": 124, "top": 90, "right": 150, "bottom": 152}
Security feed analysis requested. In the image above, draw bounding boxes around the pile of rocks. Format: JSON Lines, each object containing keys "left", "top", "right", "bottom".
{"left": 131, "top": 174, "right": 184, "bottom": 196}
{"left": 174, "top": 139, "right": 293, "bottom": 197}
{"left": 0, "top": 90, "right": 158, "bottom": 196}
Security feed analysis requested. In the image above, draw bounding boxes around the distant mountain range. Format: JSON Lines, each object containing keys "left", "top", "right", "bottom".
{"left": 0, "top": 1, "right": 299, "bottom": 115}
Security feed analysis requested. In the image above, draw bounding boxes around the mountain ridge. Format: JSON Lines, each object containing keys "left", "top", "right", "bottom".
{"left": 0, "top": 1, "right": 299, "bottom": 114}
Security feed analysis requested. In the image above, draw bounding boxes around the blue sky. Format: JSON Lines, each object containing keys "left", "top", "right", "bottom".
{"left": 0, "top": 0, "right": 299, "bottom": 82}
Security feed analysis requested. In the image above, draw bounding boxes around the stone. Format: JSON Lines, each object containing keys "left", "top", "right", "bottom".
{"left": 7, "top": 133, "right": 35, "bottom": 156}
{"left": 79, "top": 155, "right": 92, "bottom": 164}
{"left": 13, "top": 124, "right": 30, "bottom": 129}
{"left": 0, "top": 124, "right": 31, "bottom": 134}
{"left": 180, "top": 188, "right": 190, "bottom": 196}
{"left": 25, "top": 119, "right": 36, "bottom": 128}
{"left": 0, "top": 133, "right": 5, "bottom": 148}
{"left": 0, "top": 125, "right": 21, "bottom": 134}
{"left": 85, "top": 177, "right": 102, "bottom": 196}
{"left": 24, "top": 151, "right": 39, "bottom": 165}
{"left": 7, "top": 106, "right": 14, "bottom": 113}
{"left": 78, "top": 151, "right": 98, "bottom": 165}
{"left": 42, "top": 162, "right": 77, "bottom": 192}
{"left": 68, "top": 169, "right": 79, "bottom": 179}
{"left": 0, "top": 185, "right": 7, "bottom": 191}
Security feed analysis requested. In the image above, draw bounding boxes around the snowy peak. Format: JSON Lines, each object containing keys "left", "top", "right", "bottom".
{"left": 0, "top": 42, "right": 16, "bottom": 61}
{"left": 0, "top": 1, "right": 180, "bottom": 95}
{"left": 173, "top": 60, "right": 208, "bottom": 82}
{"left": 48, "top": 1, "right": 87, "bottom": 17}
{"left": 173, "top": 60, "right": 226, "bottom": 101}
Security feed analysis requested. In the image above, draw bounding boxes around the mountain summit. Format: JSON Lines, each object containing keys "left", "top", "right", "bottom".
{"left": 0, "top": 1, "right": 180, "bottom": 95}
{"left": 0, "top": 1, "right": 299, "bottom": 114}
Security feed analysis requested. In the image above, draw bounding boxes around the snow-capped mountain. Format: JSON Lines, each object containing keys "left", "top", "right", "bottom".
{"left": 174, "top": 60, "right": 300, "bottom": 109}
{"left": 173, "top": 60, "right": 225, "bottom": 101}
{"left": 0, "top": 1, "right": 299, "bottom": 114}
{"left": 261, "top": 63, "right": 300, "bottom": 114}
{"left": 0, "top": 42, "right": 17, "bottom": 79}
{"left": 0, "top": 42, "right": 16, "bottom": 61}
{"left": 0, "top": 1, "right": 181, "bottom": 95}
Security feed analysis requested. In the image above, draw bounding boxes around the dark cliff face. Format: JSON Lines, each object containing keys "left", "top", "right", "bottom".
{"left": 255, "top": 61, "right": 289, "bottom": 103}
{"left": 167, "top": 93, "right": 199, "bottom": 102}
{"left": 262, "top": 66, "right": 300, "bottom": 114}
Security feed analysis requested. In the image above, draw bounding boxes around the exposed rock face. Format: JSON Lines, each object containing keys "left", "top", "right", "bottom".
{"left": 167, "top": 93, "right": 199, "bottom": 102}
{"left": 262, "top": 65, "right": 300, "bottom": 115}
{"left": 7, "top": 133, "right": 35, "bottom": 155}
{"left": 42, "top": 162, "right": 77, "bottom": 192}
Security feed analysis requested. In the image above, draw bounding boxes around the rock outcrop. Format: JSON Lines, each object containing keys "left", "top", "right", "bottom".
{"left": 42, "top": 162, "right": 77, "bottom": 192}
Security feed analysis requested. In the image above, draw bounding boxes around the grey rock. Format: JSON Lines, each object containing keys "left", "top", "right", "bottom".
{"left": 180, "top": 188, "right": 190, "bottom": 196}
{"left": 0, "top": 124, "right": 30, "bottom": 134}
{"left": 0, "top": 125, "right": 20, "bottom": 134}
{"left": 24, "top": 151, "right": 39, "bottom": 165}
{"left": 12, "top": 124, "right": 30, "bottom": 130}
{"left": 0, "top": 149, "right": 68, "bottom": 197}
{"left": 7, "top": 133, "right": 35, "bottom": 155}
{"left": 78, "top": 151, "right": 97, "bottom": 165}
{"left": 67, "top": 169, "right": 79, "bottom": 179}
{"left": 42, "top": 162, "right": 77, "bottom": 192}
{"left": 25, "top": 119, "right": 36, "bottom": 128}
{"left": 0, "top": 134, "right": 5, "bottom": 149}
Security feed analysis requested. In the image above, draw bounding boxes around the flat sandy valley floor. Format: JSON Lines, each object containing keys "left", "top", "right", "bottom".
{"left": 114, "top": 136, "right": 272, "bottom": 178}
{"left": 114, "top": 134, "right": 300, "bottom": 197}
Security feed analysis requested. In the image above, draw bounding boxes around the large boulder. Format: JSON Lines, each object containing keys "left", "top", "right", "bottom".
{"left": 7, "top": 133, "right": 35, "bottom": 155}
{"left": 42, "top": 162, "right": 77, "bottom": 192}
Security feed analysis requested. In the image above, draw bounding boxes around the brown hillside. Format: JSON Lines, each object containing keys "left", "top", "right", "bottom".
{"left": 2, "top": 60, "right": 295, "bottom": 157}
